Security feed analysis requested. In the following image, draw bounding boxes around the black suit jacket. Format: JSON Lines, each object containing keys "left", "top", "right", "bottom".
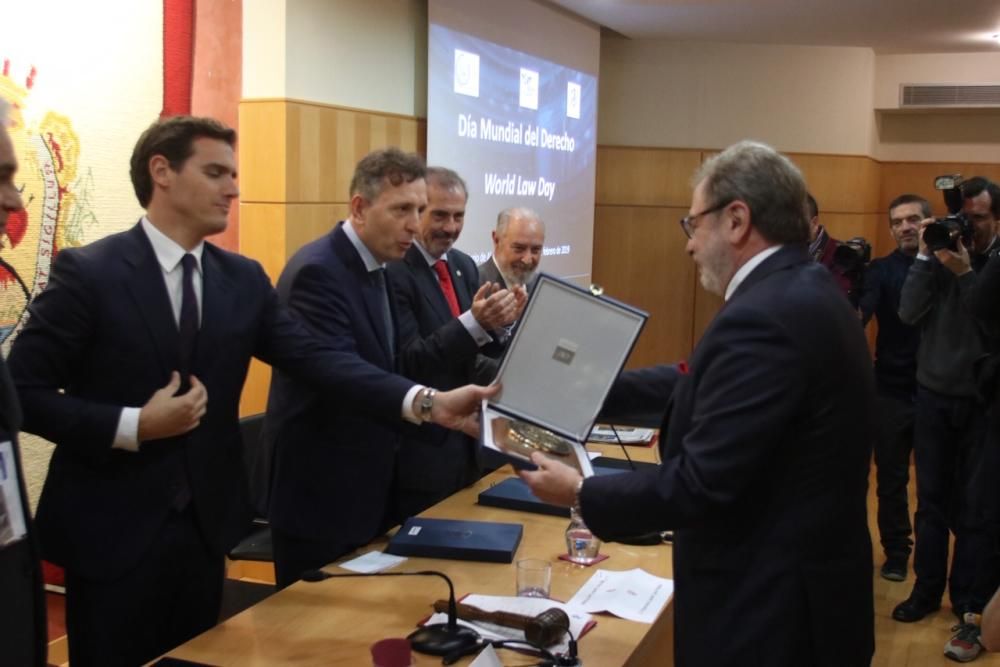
{"left": 387, "top": 246, "right": 485, "bottom": 511}
{"left": 265, "top": 223, "right": 417, "bottom": 547}
{"left": 592, "top": 245, "right": 875, "bottom": 667}
{"left": 0, "top": 357, "right": 46, "bottom": 667}
{"left": 8, "top": 222, "right": 413, "bottom": 581}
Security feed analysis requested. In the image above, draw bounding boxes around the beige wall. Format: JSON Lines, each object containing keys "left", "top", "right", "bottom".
{"left": 286, "top": 0, "right": 427, "bottom": 116}
{"left": 599, "top": 38, "right": 878, "bottom": 155}
{"left": 873, "top": 52, "right": 1000, "bottom": 162}
{"left": 600, "top": 38, "right": 1000, "bottom": 163}
{"left": 242, "top": 0, "right": 287, "bottom": 98}
{"left": 243, "top": 0, "right": 427, "bottom": 114}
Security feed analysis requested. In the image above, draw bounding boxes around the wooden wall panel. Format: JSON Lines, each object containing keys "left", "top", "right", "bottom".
{"left": 285, "top": 203, "right": 352, "bottom": 258}
{"left": 239, "top": 203, "right": 287, "bottom": 284}
{"left": 593, "top": 205, "right": 695, "bottom": 368}
{"left": 238, "top": 101, "right": 287, "bottom": 203}
{"left": 596, "top": 147, "right": 702, "bottom": 207}
{"left": 284, "top": 102, "right": 423, "bottom": 205}
{"left": 790, "top": 153, "right": 881, "bottom": 214}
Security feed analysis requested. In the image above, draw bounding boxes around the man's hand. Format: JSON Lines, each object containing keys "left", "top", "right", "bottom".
{"left": 518, "top": 452, "right": 581, "bottom": 507}
{"left": 935, "top": 237, "right": 972, "bottom": 276}
{"left": 917, "top": 217, "right": 934, "bottom": 257}
{"left": 511, "top": 285, "right": 528, "bottom": 322}
{"left": 471, "top": 282, "right": 519, "bottom": 330}
{"left": 429, "top": 382, "right": 501, "bottom": 436}
{"left": 138, "top": 372, "right": 208, "bottom": 441}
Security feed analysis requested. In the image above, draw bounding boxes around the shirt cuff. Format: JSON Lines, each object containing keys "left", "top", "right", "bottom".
{"left": 459, "top": 310, "right": 494, "bottom": 346}
{"left": 401, "top": 384, "right": 424, "bottom": 424}
{"left": 916, "top": 253, "right": 931, "bottom": 262}
{"left": 113, "top": 407, "right": 141, "bottom": 452}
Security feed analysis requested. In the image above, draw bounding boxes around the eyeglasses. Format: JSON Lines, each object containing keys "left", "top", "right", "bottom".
{"left": 679, "top": 201, "right": 731, "bottom": 239}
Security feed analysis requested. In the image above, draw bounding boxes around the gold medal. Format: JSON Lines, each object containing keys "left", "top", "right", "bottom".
{"left": 506, "top": 421, "right": 573, "bottom": 457}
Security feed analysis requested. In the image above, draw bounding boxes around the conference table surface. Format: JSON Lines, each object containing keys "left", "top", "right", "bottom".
{"left": 165, "top": 442, "right": 673, "bottom": 666}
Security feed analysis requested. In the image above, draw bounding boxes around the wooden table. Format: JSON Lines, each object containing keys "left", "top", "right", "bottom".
{"left": 165, "top": 442, "right": 672, "bottom": 666}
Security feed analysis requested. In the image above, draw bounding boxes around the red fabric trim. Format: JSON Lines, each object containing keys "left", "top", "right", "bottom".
{"left": 162, "top": 0, "right": 195, "bottom": 117}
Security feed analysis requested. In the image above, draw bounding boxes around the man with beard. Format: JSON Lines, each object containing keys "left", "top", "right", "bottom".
{"left": 858, "top": 194, "right": 926, "bottom": 583}
{"left": 478, "top": 207, "right": 545, "bottom": 292}
{"left": 387, "top": 167, "right": 522, "bottom": 518}
{"left": 519, "top": 140, "right": 875, "bottom": 667}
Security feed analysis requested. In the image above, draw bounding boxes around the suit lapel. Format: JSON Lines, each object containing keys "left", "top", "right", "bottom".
{"left": 332, "top": 225, "right": 393, "bottom": 364}
{"left": 448, "top": 257, "right": 473, "bottom": 311}
{"left": 123, "top": 224, "right": 178, "bottom": 377}
{"left": 407, "top": 249, "right": 453, "bottom": 323}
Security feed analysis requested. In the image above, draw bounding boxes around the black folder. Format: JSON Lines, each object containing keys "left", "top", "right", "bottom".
{"left": 385, "top": 517, "right": 523, "bottom": 563}
{"left": 478, "top": 459, "right": 659, "bottom": 517}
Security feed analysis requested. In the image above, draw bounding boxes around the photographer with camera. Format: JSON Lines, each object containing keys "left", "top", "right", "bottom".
{"left": 807, "top": 193, "right": 871, "bottom": 306}
{"left": 894, "top": 176, "right": 1000, "bottom": 662}
{"left": 858, "top": 194, "right": 926, "bottom": 584}
{"left": 807, "top": 193, "right": 851, "bottom": 296}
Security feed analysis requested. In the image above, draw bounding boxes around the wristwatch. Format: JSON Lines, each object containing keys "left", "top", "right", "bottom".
{"left": 418, "top": 387, "right": 437, "bottom": 422}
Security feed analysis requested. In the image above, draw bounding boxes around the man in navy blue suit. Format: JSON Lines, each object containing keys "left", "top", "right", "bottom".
{"left": 265, "top": 151, "right": 506, "bottom": 589}
{"left": 7, "top": 118, "right": 492, "bottom": 666}
{"left": 521, "top": 140, "right": 875, "bottom": 667}
{"left": 387, "top": 167, "right": 522, "bottom": 520}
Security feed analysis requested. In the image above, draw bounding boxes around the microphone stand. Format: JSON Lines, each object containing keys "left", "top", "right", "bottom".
{"left": 301, "top": 568, "right": 481, "bottom": 656}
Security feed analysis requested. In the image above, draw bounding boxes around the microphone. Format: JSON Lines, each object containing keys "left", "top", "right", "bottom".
{"left": 300, "top": 568, "right": 480, "bottom": 656}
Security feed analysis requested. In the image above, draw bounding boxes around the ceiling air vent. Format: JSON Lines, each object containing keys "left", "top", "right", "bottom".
{"left": 900, "top": 84, "right": 1000, "bottom": 108}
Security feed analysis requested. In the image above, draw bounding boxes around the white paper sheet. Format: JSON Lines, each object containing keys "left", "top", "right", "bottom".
{"left": 468, "top": 643, "right": 503, "bottom": 667}
{"left": 566, "top": 568, "right": 673, "bottom": 624}
{"left": 337, "top": 550, "right": 407, "bottom": 573}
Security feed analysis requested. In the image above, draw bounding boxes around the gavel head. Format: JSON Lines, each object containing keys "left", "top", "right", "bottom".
{"left": 524, "top": 607, "right": 571, "bottom": 647}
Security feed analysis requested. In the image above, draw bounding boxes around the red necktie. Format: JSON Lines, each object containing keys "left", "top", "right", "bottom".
{"left": 433, "top": 259, "right": 461, "bottom": 317}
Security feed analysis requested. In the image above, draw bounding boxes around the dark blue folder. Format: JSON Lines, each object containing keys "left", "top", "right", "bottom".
{"left": 385, "top": 517, "right": 523, "bottom": 563}
{"left": 477, "top": 458, "right": 659, "bottom": 517}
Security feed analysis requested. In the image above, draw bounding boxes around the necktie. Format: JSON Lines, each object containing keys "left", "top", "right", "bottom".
{"left": 372, "top": 268, "right": 394, "bottom": 357}
{"left": 433, "top": 259, "right": 461, "bottom": 318}
{"left": 177, "top": 253, "right": 199, "bottom": 388}
{"left": 170, "top": 254, "right": 198, "bottom": 510}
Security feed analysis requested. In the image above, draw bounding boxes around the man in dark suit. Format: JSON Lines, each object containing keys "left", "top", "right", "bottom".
{"left": 387, "top": 167, "right": 522, "bottom": 519}
{"left": 7, "top": 118, "right": 492, "bottom": 666}
{"left": 477, "top": 207, "right": 545, "bottom": 291}
{"left": 521, "top": 141, "right": 875, "bottom": 667}
{"left": 0, "top": 101, "right": 46, "bottom": 667}
{"left": 266, "top": 152, "right": 502, "bottom": 589}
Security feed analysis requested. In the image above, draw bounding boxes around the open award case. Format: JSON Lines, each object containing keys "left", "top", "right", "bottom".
{"left": 480, "top": 273, "right": 648, "bottom": 477}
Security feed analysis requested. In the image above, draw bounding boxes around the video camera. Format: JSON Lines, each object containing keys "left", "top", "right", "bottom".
{"left": 923, "top": 175, "right": 973, "bottom": 252}
{"left": 832, "top": 236, "right": 872, "bottom": 307}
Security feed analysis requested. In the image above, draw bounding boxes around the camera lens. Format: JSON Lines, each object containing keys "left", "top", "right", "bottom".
{"left": 924, "top": 219, "right": 958, "bottom": 252}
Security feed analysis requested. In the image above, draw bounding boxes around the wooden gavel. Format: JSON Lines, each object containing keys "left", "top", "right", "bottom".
{"left": 432, "top": 599, "right": 570, "bottom": 647}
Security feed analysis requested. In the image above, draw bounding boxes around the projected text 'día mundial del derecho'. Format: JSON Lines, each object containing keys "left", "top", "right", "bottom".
{"left": 458, "top": 114, "right": 576, "bottom": 152}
